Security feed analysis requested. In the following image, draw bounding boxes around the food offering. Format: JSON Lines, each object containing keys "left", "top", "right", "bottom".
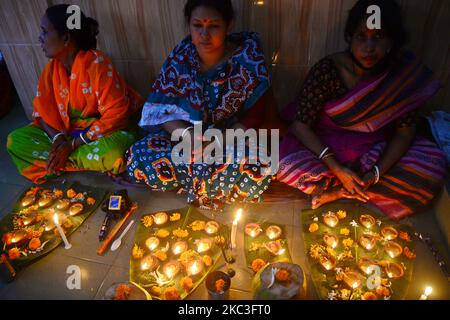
{"left": 302, "top": 203, "right": 416, "bottom": 300}
{"left": 0, "top": 183, "right": 105, "bottom": 272}
{"left": 130, "top": 206, "right": 227, "bottom": 300}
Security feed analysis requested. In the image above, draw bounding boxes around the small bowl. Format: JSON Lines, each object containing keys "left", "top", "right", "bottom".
{"left": 205, "top": 271, "right": 231, "bottom": 300}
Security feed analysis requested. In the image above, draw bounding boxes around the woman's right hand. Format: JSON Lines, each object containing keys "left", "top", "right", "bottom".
{"left": 332, "top": 165, "right": 370, "bottom": 202}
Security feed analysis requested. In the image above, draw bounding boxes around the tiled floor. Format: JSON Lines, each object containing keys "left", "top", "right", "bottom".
{"left": 0, "top": 99, "right": 449, "bottom": 300}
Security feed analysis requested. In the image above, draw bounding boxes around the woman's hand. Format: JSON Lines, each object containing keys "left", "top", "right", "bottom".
{"left": 49, "top": 134, "right": 66, "bottom": 157}
{"left": 47, "top": 140, "right": 74, "bottom": 174}
{"left": 332, "top": 165, "right": 370, "bottom": 202}
{"left": 362, "top": 171, "right": 377, "bottom": 189}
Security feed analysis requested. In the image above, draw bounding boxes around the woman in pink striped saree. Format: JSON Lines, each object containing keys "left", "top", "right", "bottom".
{"left": 277, "top": 0, "right": 447, "bottom": 220}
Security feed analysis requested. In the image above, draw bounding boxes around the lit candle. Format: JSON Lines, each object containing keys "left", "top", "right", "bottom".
{"left": 384, "top": 241, "right": 403, "bottom": 258}
{"left": 153, "top": 212, "right": 168, "bottom": 225}
{"left": 343, "top": 271, "right": 362, "bottom": 290}
{"left": 205, "top": 221, "right": 219, "bottom": 235}
{"left": 21, "top": 195, "right": 36, "bottom": 207}
{"left": 187, "top": 259, "right": 203, "bottom": 276}
{"left": 145, "top": 237, "right": 160, "bottom": 251}
{"left": 196, "top": 238, "right": 212, "bottom": 253}
{"left": 230, "top": 209, "right": 242, "bottom": 250}
{"left": 141, "top": 255, "right": 157, "bottom": 271}
{"left": 171, "top": 241, "right": 188, "bottom": 255}
{"left": 10, "top": 230, "right": 27, "bottom": 245}
{"left": 53, "top": 214, "right": 71, "bottom": 250}
{"left": 323, "top": 212, "right": 339, "bottom": 228}
{"left": 381, "top": 227, "right": 398, "bottom": 241}
{"left": 319, "top": 255, "right": 336, "bottom": 271}
{"left": 360, "top": 215, "right": 376, "bottom": 229}
{"left": 359, "top": 234, "right": 377, "bottom": 251}
{"left": 266, "top": 226, "right": 282, "bottom": 240}
{"left": 163, "top": 261, "right": 180, "bottom": 279}
{"left": 420, "top": 286, "right": 433, "bottom": 300}
{"left": 323, "top": 234, "right": 339, "bottom": 249}
{"left": 264, "top": 241, "right": 285, "bottom": 256}
{"left": 245, "top": 223, "right": 262, "bottom": 238}
{"left": 385, "top": 262, "right": 404, "bottom": 279}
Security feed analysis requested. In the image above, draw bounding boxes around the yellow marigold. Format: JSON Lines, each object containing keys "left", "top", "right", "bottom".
{"left": 132, "top": 244, "right": 144, "bottom": 260}
{"left": 170, "top": 213, "right": 181, "bottom": 222}
{"left": 202, "top": 255, "right": 213, "bottom": 267}
{"left": 340, "top": 228, "right": 350, "bottom": 236}
{"left": 337, "top": 210, "right": 347, "bottom": 220}
{"left": 156, "top": 229, "right": 170, "bottom": 239}
{"left": 190, "top": 220, "right": 206, "bottom": 231}
{"left": 141, "top": 215, "right": 154, "bottom": 228}
{"left": 54, "top": 190, "right": 64, "bottom": 198}
{"left": 172, "top": 228, "right": 189, "bottom": 238}
{"left": 342, "top": 238, "right": 354, "bottom": 248}
{"left": 309, "top": 223, "right": 319, "bottom": 233}
{"left": 150, "top": 286, "right": 161, "bottom": 296}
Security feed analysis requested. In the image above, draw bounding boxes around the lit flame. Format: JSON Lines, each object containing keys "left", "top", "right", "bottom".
{"left": 425, "top": 286, "right": 433, "bottom": 296}
{"left": 53, "top": 213, "right": 59, "bottom": 225}
{"left": 234, "top": 209, "right": 242, "bottom": 225}
{"left": 190, "top": 261, "right": 199, "bottom": 275}
{"left": 197, "top": 241, "right": 211, "bottom": 253}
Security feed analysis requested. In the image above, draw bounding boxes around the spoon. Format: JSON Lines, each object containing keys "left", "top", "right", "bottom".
{"left": 110, "top": 220, "right": 135, "bottom": 252}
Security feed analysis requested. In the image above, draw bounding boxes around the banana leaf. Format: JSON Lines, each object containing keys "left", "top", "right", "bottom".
{"left": 129, "top": 206, "right": 228, "bottom": 300}
{"left": 244, "top": 221, "right": 292, "bottom": 269}
{"left": 0, "top": 181, "right": 107, "bottom": 272}
{"left": 301, "top": 202, "right": 415, "bottom": 300}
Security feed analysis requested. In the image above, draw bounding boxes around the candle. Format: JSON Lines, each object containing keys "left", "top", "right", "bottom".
{"left": 21, "top": 195, "right": 36, "bottom": 207}
{"left": 196, "top": 238, "right": 213, "bottom": 253}
{"left": 205, "top": 221, "right": 220, "bottom": 235}
{"left": 420, "top": 286, "right": 433, "bottom": 300}
{"left": 359, "top": 234, "right": 377, "bottom": 251}
{"left": 230, "top": 209, "right": 242, "bottom": 250}
{"left": 360, "top": 215, "right": 376, "bottom": 229}
{"left": 266, "top": 226, "right": 282, "bottom": 240}
{"left": 343, "top": 271, "right": 362, "bottom": 289}
{"left": 319, "top": 255, "right": 336, "bottom": 271}
{"left": 22, "top": 214, "right": 36, "bottom": 227}
{"left": 323, "top": 234, "right": 339, "bottom": 249}
{"left": 56, "top": 199, "right": 70, "bottom": 210}
{"left": 69, "top": 203, "right": 84, "bottom": 216}
{"left": 381, "top": 226, "right": 398, "bottom": 241}
{"left": 187, "top": 259, "right": 204, "bottom": 276}
{"left": 53, "top": 214, "right": 71, "bottom": 250}
{"left": 141, "top": 255, "right": 157, "bottom": 271}
{"left": 264, "top": 241, "right": 286, "bottom": 256}
{"left": 171, "top": 241, "right": 188, "bottom": 255}
{"left": 384, "top": 262, "right": 404, "bottom": 279}
{"left": 384, "top": 241, "right": 403, "bottom": 258}
{"left": 163, "top": 261, "right": 180, "bottom": 279}
{"left": 153, "top": 212, "right": 168, "bottom": 225}
{"left": 358, "top": 258, "right": 377, "bottom": 275}
{"left": 38, "top": 196, "right": 53, "bottom": 208}
{"left": 10, "top": 230, "right": 28, "bottom": 246}
{"left": 323, "top": 212, "right": 339, "bottom": 228}
{"left": 145, "top": 237, "right": 160, "bottom": 251}
{"left": 245, "top": 223, "right": 262, "bottom": 238}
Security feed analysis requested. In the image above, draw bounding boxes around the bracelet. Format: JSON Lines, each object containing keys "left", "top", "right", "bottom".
{"left": 318, "top": 147, "right": 330, "bottom": 160}
{"left": 79, "top": 133, "right": 89, "bottom": 145}
{"left": 71, "top": 138, "right": 76, "bottom": 151}
{"left": 181, "top": 126, "right": 194, "bottom": 140}
{"left": 373, "top": 165, "right": 380, "bottom": 184}
{"left": 321, "top": 153, "right": 335, "bottom": 161}
{"left": 52, "top": 132, "right": 65, "bottom": 144}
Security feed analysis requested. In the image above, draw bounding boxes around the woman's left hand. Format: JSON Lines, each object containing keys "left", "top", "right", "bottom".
{"left": 362, "top": 171, "right": 376, "bottom": 189}
{"left": 47, "top": 141, "right": 73, "bottom": 174}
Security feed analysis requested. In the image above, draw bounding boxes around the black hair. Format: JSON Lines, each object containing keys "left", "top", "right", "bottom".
{"left": 46, "top": 4, "right": 99, "bottom": 51}
{"left": 184, "top": 0, "right": 235, "bottom": 25}
{"left": 345, "top": 0, "right": 407, "bottom": 54}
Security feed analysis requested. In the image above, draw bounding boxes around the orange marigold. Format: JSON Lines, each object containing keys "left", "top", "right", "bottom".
{"left": 87, "top": 197, "right": 96, "bottom": 205}
{"left": 28, "top": 238, "right": 41, "bottom": 251}
{"left": 202, "top": 255, "right": 213, "bottom": 267}
{"left": 251, "top": 259, "right": 266, "bottom": 273}
{"left": 67, "top": 189, "right": 77, "bottom": 199}
{"left": 8, "top": 248, "right": 20, "bottom": 260}
{"left": 399, "top": 231, "right": 411, "bottom": 242}
{"left": 180, "top": 277, "right": 194, "bottom": 292}
{"left": 275, "top": 269, "right": 291, "bottom": 283}
{"left": 164, "top": 287, "right": 180, "bottom": 300}
{"left": 403, "top": 247, "right": 416, "bottom": 260}
{"left": 154, "top": 250, "right": 167, "bottom": 262}
{"left": 362, "top": 292, "right": 378, "bottom": 300}
{"left": 215, "top": 279, "right": 226, "bottom": 293}
{"left": 376, "top": 286, "right": 391, "bottom": 297}
{"left": 114, "top": 284, "right": 132, "bottom": 300}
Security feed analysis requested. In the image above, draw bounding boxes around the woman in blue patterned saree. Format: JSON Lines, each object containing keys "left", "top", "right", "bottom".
{"left": 126, "top": 0, "right": 281, "bottom": 210}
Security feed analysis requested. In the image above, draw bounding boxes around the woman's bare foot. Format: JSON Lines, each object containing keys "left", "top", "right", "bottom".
{"left": 311, "top": 188, "right": 348, "bottom": 209}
